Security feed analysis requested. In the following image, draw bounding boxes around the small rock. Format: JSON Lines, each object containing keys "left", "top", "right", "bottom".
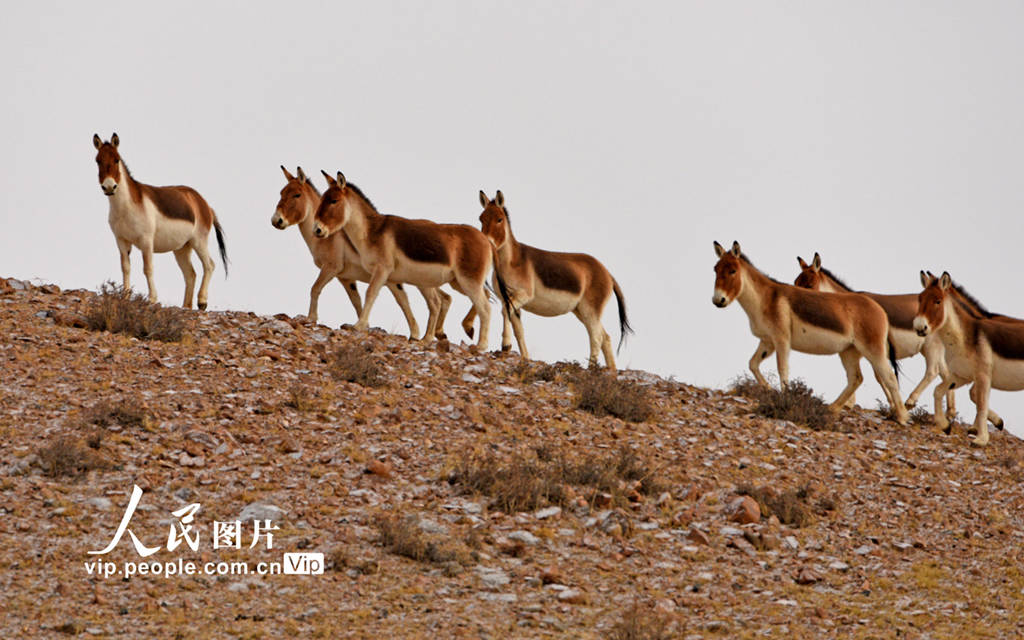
{"left": 478, "top": 592, "right": 517, "bottom": 603}
{"left": 853, "top": 544, "right": 873, "bottom": 556}
{"left": 178, "top": 452, "right": 205, "bottom": 468}
{"left": 85, "top": 497, "right": 112, "bottom": 510}
{"left": 593, "top": 493, "right": 613, "bottom": 508}
{"left": 727, "top": 496, "right": 761, "bottom": 525}
{"left": 795, "top": 567, "right": 822, "bottom": 585}
{"left": 557, "top": 588, "right": 586, "bottom": 604}
{"left": 365, "top": 459, "right": 393, "bottom": 479}
{"left": 540, "top": 566, "right": 564, "bottom": 585}
{"left": 783, "top": 536, "right": 799, "bottom": 550}
{"left": 534, "top": 506, "right": 561, "bottom": 520}
{"left": 476, "top": 567, "right": 510, "bottom": 590}
{"left": 417, "top": 518, "right": 449, "bottom": 536}
{"left": 508, "top": 530, "right": 539, "bottom": 546}
{"left": 828, "top": 561, "right": 850, "bottom": 572}
{"left": 687, "top": 528, "right": 710, "bottom": 546}
{"left": 461, "top": 373, "right": 483, "bottom": 384}
{"left": 238, "top": 503, "right": 286, "bottom": 523}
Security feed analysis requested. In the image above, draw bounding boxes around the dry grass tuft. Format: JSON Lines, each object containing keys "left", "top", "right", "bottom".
{"left": 876, "top": 401, "right": 931, "bottom": 425}
{"left": 737, "top": 483, "right": 817, "bottom": 528}
{"left": 284, "top": 381, "right": 328, "bottom": 412}
{"left": 451, "top": 445, "right": 666, "bottom": 512}
{"left": 732, "top": 376, "right": 835, "bottom": 431}
{"left": 574, "top": 368, "right": 655, "bottom": 422}
{"left": 84, "top": 282, "right": 188, "bottom": 342}
{"left": 77, "top": 399, "right": 151, "bottom": 430}
{"left": 38, "top": 436, "right": 107, "bottom": 478}
{"left": 513, "top": 360, "right": 584, "bottom": 384}
{"left": 607, "top": 601, "right": 674, "bottom": 640}
{"left": 375, "top": 512, "right": 470, "bottom": 566}
{"left": 331, "top": 344, "right": 385, "bottom": 387}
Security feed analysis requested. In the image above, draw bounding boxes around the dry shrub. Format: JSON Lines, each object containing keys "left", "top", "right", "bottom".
{"left": 737, "top": 483, "right": 817, "bottom": 528}
{"left": 608, "top": 601, "right": 673, "bottom": 640}
{"left": 876, "top": 401, "right": 931, "bottom": 425}
{"left": 732, "top": 376, "right": 834, "bottom": 430}
{"left": 574, "top": 368, "right": 655, "bottom": 422}
{"left": 38, "top": 436, "right": 107, "bottom": 478}
{"left": 84, "top": 282, "right": 188, "bottom": 342}
{"left": 331, "top": 344, "right": 385, "bottom": 387}
{"left": 78, "top": 399, "right": 151, "bottom": 430}
{"left": 513, "top": 360, "right": 584, "bottom": 384}
{"left": 451, "top": 445, "right": 666, "bottom": 512}
{"left": 375, "top": 512, "right": 470, "bottom": 566}
{"left": 284, "top": 381, "right": 327, "bottom": 412}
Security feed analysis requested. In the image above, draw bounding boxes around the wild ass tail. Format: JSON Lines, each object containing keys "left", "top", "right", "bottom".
{"left": 887, "top": 337, "right": 900, "bottom": 384}
{"left": 613, "top": 279, "right": 633, "bottom": 355}
{"left": 213, "top": 216, "right": 229, "bottom": 277}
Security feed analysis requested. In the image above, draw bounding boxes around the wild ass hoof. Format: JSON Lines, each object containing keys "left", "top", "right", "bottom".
{"left": 994, "top": 418, "right": 1005, "bottom": 431}
{"left": 340, "top": 323, "right": 355, "bottom": 331}
{"left": 198, "top": 302, "right": 207, "bottom": 311}
{"left": 970, "top": 436, "right": 990, "bottom": 448}
{"left": 464, "top": 326, "right": 474, "bottom": 339}
{"left": 903, "top": 399, "right": 917, "bottom": 410}
{"left": 941, "top": 424, "right": 953, "bottom": 436}
{"left": 966, "top": 424, "right": 978, "bottom": 435}
{"left": 435, "top": 332, "right": 447, "bottom": 341}
{"left": 501, "top": 344, "right": 512, "bottom": 352}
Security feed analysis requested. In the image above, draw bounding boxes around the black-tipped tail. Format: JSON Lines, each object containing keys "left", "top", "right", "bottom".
{"left": 613, "top": 280, "right": 633, "bottom": 355}
{"left": 888, "top": 337, "right": 900, "bottom": 384}
{"left": 214, "top": 218, "right": 229, "bottom": 277}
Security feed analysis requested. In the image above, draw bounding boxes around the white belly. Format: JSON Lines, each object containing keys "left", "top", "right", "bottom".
{"left": 889, "top": 327, "right": 925, "bottom": 360}
{"left": 108, "top": 197, "right": 194, "bottom": 253}
{"left": 522, "top": 286, "right": 581, "bottom": 317}
{"left": 990, "top": 355, "right": 1024, "bottom": 391}
{"left": 389, "top": 260, "right": 453, "bottom": 288}
{"left": 790, "top": 318, "right": 851, "bottom": 355}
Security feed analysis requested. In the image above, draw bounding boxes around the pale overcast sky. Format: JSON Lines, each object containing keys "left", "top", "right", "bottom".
{"left": 4, "top": 2, "right": 1024, "bottom": 439}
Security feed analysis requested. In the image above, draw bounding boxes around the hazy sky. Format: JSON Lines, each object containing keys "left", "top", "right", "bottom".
{"left": 4, "top": 2, "right": 1024, "bottom": 439}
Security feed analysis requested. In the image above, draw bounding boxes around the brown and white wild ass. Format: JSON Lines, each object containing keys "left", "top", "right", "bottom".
{"left": 272, "top": 166, "right": 451, "bottom": 338}
{"left": 474, "top": 190, "right": 631, "bottom": 369}
{"left": 93, "top": 133, "right": 227, "bottom": 309}
{"left": 914, "top": 272, "right": 1024, "bottom": 445}
{"left": 312, "top": 171, "right": 493, "bottom": 348}
{"left": 793, "top": 252, "right": 953, "bottom": 414}
{"left": 712, "top": 241, "right": 909, "bottom": 424}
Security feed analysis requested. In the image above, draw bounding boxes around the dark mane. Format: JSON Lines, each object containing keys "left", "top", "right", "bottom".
{"left": 949, "top": 279, "right": 994, "bottom": 318}
{"left": 304, "top": 179, "right": 321, "bottom": 198}
{"left": 345, "top": 181, "right": 379, "bottom": 213}
{"left": 819, "top": 267, "right": 853, "bottom": 292}
{"left": 738, "top": 253, "right": 783, "bottom": 285}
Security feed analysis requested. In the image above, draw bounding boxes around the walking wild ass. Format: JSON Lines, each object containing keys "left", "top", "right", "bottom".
{"left": 93, "top": 133, "right": 227, "bottom": 309}
{"left": 272, "top": 166, "right": 451, "bottom": 338}
{"left": 914, "top": 272, "right": 1024, "bottom": 445}
{"left": 475, "top": 190, "right": 631, "bottom": 369}
{"left": 712, "top": 241, "right": 909, "bottom": 424}
{"left": 312, "top": 171, "right": 492, "bottom": 348}
{"left": 793, "top": 252, "right": 953, "bottom": 414}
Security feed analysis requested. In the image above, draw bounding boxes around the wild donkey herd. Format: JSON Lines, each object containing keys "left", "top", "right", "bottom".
{"left": 93, "top": 133, "right": 1020, "bottom": 449}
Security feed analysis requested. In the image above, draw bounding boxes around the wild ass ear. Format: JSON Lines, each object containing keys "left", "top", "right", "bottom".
{"left": 920, "top": 270, "right": 930, "bottom": 287}
{"left": 939, "top": 272, "right": 952, "bottom": 290}
{"left": 797, "top": 256, "right": 808, "bottom": 269}
{"left": 110, "top": 133, "right": 119, "bottom": 148}
{"left": 495, "top": 190, "right": 504, "bottom": 207}
{"left": 296, "top": 167, "right": 307, "bottom": 183}
{"left": 714, "top": 241, "right": 726, "bottom": 258}
{"left": 811, "top": 252, "right": 821, "bottom": 271}
{"left": 479, "top": 190, "right": 489, "bottom": 207}
{"left": 336, "top": 172, "right": 347, "bottom": 189}
{"left": 93, "top": 134, "right": 102, "bottom": 149}
{"left": 281, "top": 165, "right": 295, "bottom": 180}
{"left": 730, "top": 241, "right": 742, "bottom": 257}
{"left": 321, "top": 170, "right": 336, "bottom": 187}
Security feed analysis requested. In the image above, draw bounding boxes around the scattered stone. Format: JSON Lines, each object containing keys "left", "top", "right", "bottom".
{"left": 417, "top": 518, "right": 449, "bottom": 536}
{"left": 795, "top": 567, "right": 823, "bottom": 585}
{"left": 534, "top": 506, "right": 561, "bottom": 520}
{"left": 828, "top": 561, "right": 850, "bottom": 572}
{"left": 687, "top": 528, "right": 711, "bottom": 546}
{"left": 727, "top": 495, "right": 761, "bottom": 524}
{"left": 508, "top": 530, "right": 539, "bottom": 546}
{"left": 557, "top": 588, "right": 586, "bottom": 604}
{"left": 365, "top": 459, "right": 393, "bottom": 478}
{"left": 461, "top": 373, "right": 483, "bottom": 384}
{"left": 540, "top": 566, "right": 564, "bottom": 585}
{"left": 476, "top": 567, "right": 510, "bottom": 590}
{"left": 238, "top": 503, "right": 286, "bottom": 523}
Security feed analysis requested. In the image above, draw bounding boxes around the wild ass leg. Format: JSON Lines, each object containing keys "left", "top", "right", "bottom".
{"left": 970, "top": 373, "right": 993, "bottom": 446}
{"left": 748, "top": 339, "right": 774, "bottom": 387}
{"left": 140, "top": 241, "right": 157, "bottom": 303}
{"left": 353, "top": 267, "right": 389, "bottom": 331}
{"left": 933, "top": 377, "right": 958, "bottom": 433}
{"left": 116, "top": 238, "right": 132, "bottom": 292}
{"left": 305, "top": 267, "right": 338, "bottom": 324}
{"left": 574, "top": 307, "right": 613, "bottom": 370}
{"left": 411, "top": 286, "right": 437, "bottom": 344}
{"left": 866, "top": 350, "right": 909, "bottom": 425}
{"left": 385, "top": 283, "right": 420, "bottom": 340}
{"left": 600, "top": 328, "right": 615, "bottom": 370}
{"left": 966, "top": 384, "right": 1005, "bottom": 434}
{"left": 339, "top": 280, "right": 363, "bottom": 319}
{"left": 191, "top": 236, "right": 216, "bottom": 310}
{"left": 435, "top": 289, "right": 452, "bottom": 339}
{"left": 774, "top": 340, "right": 792, "bottom": 388}
{"left": 173, "top": 247, "right": 197, "bottom": 309}
{"left": 906, "top": 338, "right": 943, "bottom": 409}
{"left": 831, "top": 348, "right": 864, "bottom": 411}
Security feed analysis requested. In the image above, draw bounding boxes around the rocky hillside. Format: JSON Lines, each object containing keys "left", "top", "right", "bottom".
{"left": 2, "top": 277, "right": 1023, "bottom": 639}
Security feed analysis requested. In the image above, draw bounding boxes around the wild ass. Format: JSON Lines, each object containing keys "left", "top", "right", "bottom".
{"left": 793, "top": 252, "right": 953, "bottom": 413}
{"left": 93, "top": 133, "right": 227, "bottom": 309}
{"left": 272, "top": 166, "right": 451, "bottom": 338}
{"left": 712, "top": 241, "right": 909, "bottom": 424}
{"left": 914, "top": 272, "right": 1024, "bottom": 445}
{"left": 312, "top": 171, "right": 493, "bottom": 348}
{"left": 473, "top": 190, "right": 631, "bottom": 369}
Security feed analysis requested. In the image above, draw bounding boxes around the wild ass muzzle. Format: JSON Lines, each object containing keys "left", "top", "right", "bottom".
{"left": 272, "top": 166, "right": 451, "bottom": 338}
{"left": 93, "top": 133, "right": 227, "bottom": 309}
{"left": 713, "top": 241, "right": 909, "bottom": 425}
{"left": 474, "top": 190, "right": 632, "bottom": 369}
{"left": 312, "top": 171, "right": 493, "bottom": 348}
{"left": 914, "top": 271, "right": 1024, "bottom": 446}
{"left": 793, "top": 252, "right": 954, "bottom": 415}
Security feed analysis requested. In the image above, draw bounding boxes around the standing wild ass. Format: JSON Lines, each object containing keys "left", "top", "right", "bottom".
{"left": 474, "top": 190, "right": 631, "bottom": 369}
{"left": 93, "top": 133, "right": 227, "bottom": 309}
{"left": 312, "top": 171, "right": 493, "bottom": 348}
{"left": 793, "top": 252, "right": 953, "bottom": 414}
{"left": 272, "top": 166, "right": 451, "bottom": 338}
{"left": 914, "top": 272, "right": 1024, "bottom": 445}
{"left": 712, "top": 241, "right": 909, "bottom": 424}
